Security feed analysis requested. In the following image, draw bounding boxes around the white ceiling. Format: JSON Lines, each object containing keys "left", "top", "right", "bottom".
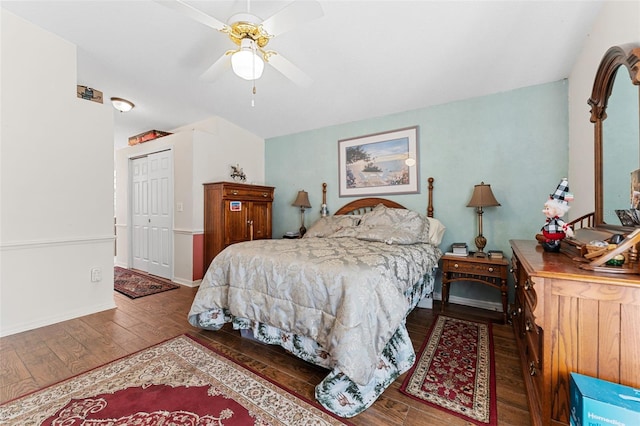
{"left": 2, "top": 0, "right": 604, "bottom": 149}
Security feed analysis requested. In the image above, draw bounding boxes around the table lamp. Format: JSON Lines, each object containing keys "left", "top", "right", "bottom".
{"left": 292, "top": 190, "right": 312, "bottom": 236}
{"left": 467, "top": 182, "right": 501, "bottom": 257}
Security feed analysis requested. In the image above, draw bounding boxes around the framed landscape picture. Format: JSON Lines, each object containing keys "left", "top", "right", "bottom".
{"left": 632, "top": 169, "right": 640, "bottom": 209}
{"left": 338, "top": 126, "right": 419, "bottom": 197}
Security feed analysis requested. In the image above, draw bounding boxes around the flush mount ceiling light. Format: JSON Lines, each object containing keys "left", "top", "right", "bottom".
{"left": 110, "top": 97, "right": 134, "bottom": 113}
{"left": 231, "top": 38, "right": 265, "bottom": 80}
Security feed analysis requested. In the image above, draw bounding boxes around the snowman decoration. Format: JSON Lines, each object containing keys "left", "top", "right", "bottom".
{"left": 540, "top": 178, "right": 574, "bottom": 252}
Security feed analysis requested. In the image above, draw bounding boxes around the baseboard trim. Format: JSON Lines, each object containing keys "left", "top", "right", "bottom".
{"left": 0, "top": 301, "right": 116, "bottom": 337}
{"left": 433, "top": 291, "right": 504, "bottom": 312}
{"left": 113, "top": 262, "right": 200, "bottom": 288}
{"left": 173, "top": 277, "right": 201, "bottom": 288}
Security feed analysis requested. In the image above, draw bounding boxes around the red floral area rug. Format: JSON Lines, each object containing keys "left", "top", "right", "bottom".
{"left": 0, "top": 334, "right": 347, "bottom": 425}
{"left": 114, "top": 266, "right": 179, "bottom": 298}
{"left": 400, "top": 314, "right": 497, "bottom": 425}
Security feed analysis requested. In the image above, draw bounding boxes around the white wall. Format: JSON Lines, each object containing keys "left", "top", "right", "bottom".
{"left": 186, "top": 117, "right": 266, "bottom": 230}
{"left": 568, "top": 0, "right": 640, "bottom": 218}
{"left": 1, "top": 10, "right": 116, "bottom": 336}
{"left": 115, "top": 116, "right": 263, "bottom": 285}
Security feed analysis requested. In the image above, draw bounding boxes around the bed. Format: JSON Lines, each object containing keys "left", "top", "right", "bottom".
{"left": 189, "top": 178, "right": 444, "bottom": 417}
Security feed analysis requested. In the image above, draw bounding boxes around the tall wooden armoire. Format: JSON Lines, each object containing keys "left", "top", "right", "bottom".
{"left": 203, "top": 182, "right": 274, "bottom": 275}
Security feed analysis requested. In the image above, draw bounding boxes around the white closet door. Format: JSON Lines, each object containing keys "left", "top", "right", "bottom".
{"left": 130, "top": 150, "right": 173, "bottom": 279}
{"left": 147, "top": 150, "right": 172, "bottom": 279}
{"left": 131, "top": 157, "right": 150, "bottom": 272}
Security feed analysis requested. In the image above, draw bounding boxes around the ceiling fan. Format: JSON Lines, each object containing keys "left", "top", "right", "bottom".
{"left": 157, "top": 0, "right": 323, "bottom": 87}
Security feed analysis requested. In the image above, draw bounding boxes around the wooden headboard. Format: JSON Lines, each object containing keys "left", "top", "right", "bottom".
{"left": 332, "top": 177, "right": 435, "bottom": 216}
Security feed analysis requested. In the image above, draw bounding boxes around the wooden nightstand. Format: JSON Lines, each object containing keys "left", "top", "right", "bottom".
{"left": 440, "top": 254, "right": 510, "bottom": 323}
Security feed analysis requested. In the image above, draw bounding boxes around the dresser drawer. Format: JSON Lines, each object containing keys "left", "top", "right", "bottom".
{"left": 523, "top": 308, "right": 542, "bottom": 368}
{"left": 513, "top": 288, "right": 526, "bottom": 321}
{"left": 524, "top": 319, "right": 543, "bottom": 402}
{"left": 223, "top": 186, "right": 274, "bottom": 201}
{"left": 520, "top": 274, "right": 536, "bottom": 301}
{"left": 443, "top": 258, "right": 505, "bottom": 279}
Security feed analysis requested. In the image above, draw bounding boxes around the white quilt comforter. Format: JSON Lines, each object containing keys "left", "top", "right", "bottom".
{"left": 189, "top": 237, "right": 441, "bottom": 385}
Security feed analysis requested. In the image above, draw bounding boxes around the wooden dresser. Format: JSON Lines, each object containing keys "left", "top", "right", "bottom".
{"left": 510, "top": 239, "right": 640, "bottom": 426}
{"left": 203, "top": 182, "right": 274, "bottom": 275}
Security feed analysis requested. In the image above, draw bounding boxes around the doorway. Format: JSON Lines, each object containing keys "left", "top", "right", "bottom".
{"left": 129, "top": 149, "right": 173, "bottom": 279}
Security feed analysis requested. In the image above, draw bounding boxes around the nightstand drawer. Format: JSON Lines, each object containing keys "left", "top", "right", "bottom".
{"left": 441, "top": 253, "right": 510, "bottom": 324}
{"left": 442, "top": 258, "right": 506, "bottom": 278}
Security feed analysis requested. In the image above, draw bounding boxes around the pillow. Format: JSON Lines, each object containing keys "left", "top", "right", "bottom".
{"left": 304, "top": 215, "right": 360, "bottom": 238}
{"left": 425, "top": 217, "right": 446, "bottom": 245}
{"left": 358, "top": 203, "right": 396, "bottom": 226}
{"left": 417, "top": 217, "right": 446, "bottom": 245}
{"left": 356, "top": 225, "right": 421, "bottom": 245}
{"left": 359, "top": 204, "right": 420, "bottom": 227}
{"left": 357, "top": 204, "right": 425, "bottom": 244}
{"left": 328, "top": 226, "right": 360, "bottom": 238}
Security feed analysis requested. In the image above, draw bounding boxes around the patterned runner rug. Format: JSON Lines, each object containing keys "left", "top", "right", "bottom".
{"left": 400, "top": 314, "right": 497, "bottom": 425}
{"left": 114, "top": 266, "right": 180, "bottom": 298}
{"left": 0, "top": 334, "right": 347, "bottom": 425}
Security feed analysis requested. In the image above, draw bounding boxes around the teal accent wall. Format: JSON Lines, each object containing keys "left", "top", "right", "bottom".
{"left": 265, "top": 80, "right": 569, "bottom": 303}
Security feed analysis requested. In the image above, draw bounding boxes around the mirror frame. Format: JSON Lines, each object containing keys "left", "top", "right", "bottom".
{"left": 588, "top": 43, "right": 640, "bottom": 232}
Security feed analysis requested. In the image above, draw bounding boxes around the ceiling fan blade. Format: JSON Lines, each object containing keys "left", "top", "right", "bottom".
{"left": 268, "top": 53, "right": 312, "bottom": 87}
{"left": 155, "top": 0, "right": 228, "bottom": 31}
{"left": 200, "top": 54, "right": 231, "bottom": 82}
{"left": 261, "top": 0, "right": 323, "bottom": 37}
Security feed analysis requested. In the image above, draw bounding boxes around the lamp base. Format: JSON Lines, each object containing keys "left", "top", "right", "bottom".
{"left": 473, "top": 251, "right": 488, "bottom": 258}
{"left": 299, "top": 208, "right": 307, "bottom": 237}
{"left": 474, "top": 234, "right": 487, "bottom": 255}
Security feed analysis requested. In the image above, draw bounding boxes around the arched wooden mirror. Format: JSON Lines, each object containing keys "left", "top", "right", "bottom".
{"left": 588, "top": 43, "right": 640, "bottom": 232}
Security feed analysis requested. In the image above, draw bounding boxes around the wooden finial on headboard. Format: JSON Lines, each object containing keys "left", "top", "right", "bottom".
{"left": 321, "top": 182, "right": 329, "bottom": 217}
{"left": 322, "top": 183, "right": 327, "bottom": 204}
{"left": 427, "top": 177, "right": 434, "bottom": 218}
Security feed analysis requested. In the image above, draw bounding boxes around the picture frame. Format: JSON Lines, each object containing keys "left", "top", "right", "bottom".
{"left": 631, "top": 169, "right": 640, "bottom": 209}
{"left": 338, "top": 126, "right": 419, "bottom": 197}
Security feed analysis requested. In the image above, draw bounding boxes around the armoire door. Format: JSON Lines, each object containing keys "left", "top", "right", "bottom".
{"left": 130, "top": 150, "right": 173, "bottom": 279}
{"left": 223, "top": 201, "right": 249, "bottom": 245}
{"left": 250, "top": 201, "right": 271, "bottom": 240}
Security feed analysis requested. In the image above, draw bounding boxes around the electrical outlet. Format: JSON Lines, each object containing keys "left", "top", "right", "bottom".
{"left": 91, "top": 267, "right": 102, "bottom": 282}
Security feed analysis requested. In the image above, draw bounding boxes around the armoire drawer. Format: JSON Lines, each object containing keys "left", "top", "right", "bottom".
{"left": 223, "top": 186, "right": 274, "bottom": 201}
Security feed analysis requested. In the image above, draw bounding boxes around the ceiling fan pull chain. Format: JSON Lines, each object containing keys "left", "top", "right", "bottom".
{"left": 251, "top": 38, "right": 258, "bottom": 107}
{"left": 252, "top": 83, "right": 256, "bottom": 107}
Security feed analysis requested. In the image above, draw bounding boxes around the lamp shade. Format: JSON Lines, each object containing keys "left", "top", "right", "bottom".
{"left": 467, "top": 182, "right": 501, "bottom": 207}
{"left": 231, "top": 39, "right": 264, "bottom": 80}
{"left": 292, "top": 190, "right": 311, "bottom": 208}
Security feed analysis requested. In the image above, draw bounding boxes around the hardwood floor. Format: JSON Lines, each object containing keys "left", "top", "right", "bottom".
{"left": 0, "top": 285, "right": 531, "bottom": 425}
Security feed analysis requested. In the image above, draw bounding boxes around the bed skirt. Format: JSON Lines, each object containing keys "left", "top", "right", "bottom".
{"left": 192, "top": 271, "right": 436, "bottom": 417}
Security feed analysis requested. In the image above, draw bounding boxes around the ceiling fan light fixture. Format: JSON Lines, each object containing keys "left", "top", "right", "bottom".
{"left": 110, "top": 97, "right": 134, "bottom": 113}
{"left": 231, "top": 39, "right": 264, "bottom": 80}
